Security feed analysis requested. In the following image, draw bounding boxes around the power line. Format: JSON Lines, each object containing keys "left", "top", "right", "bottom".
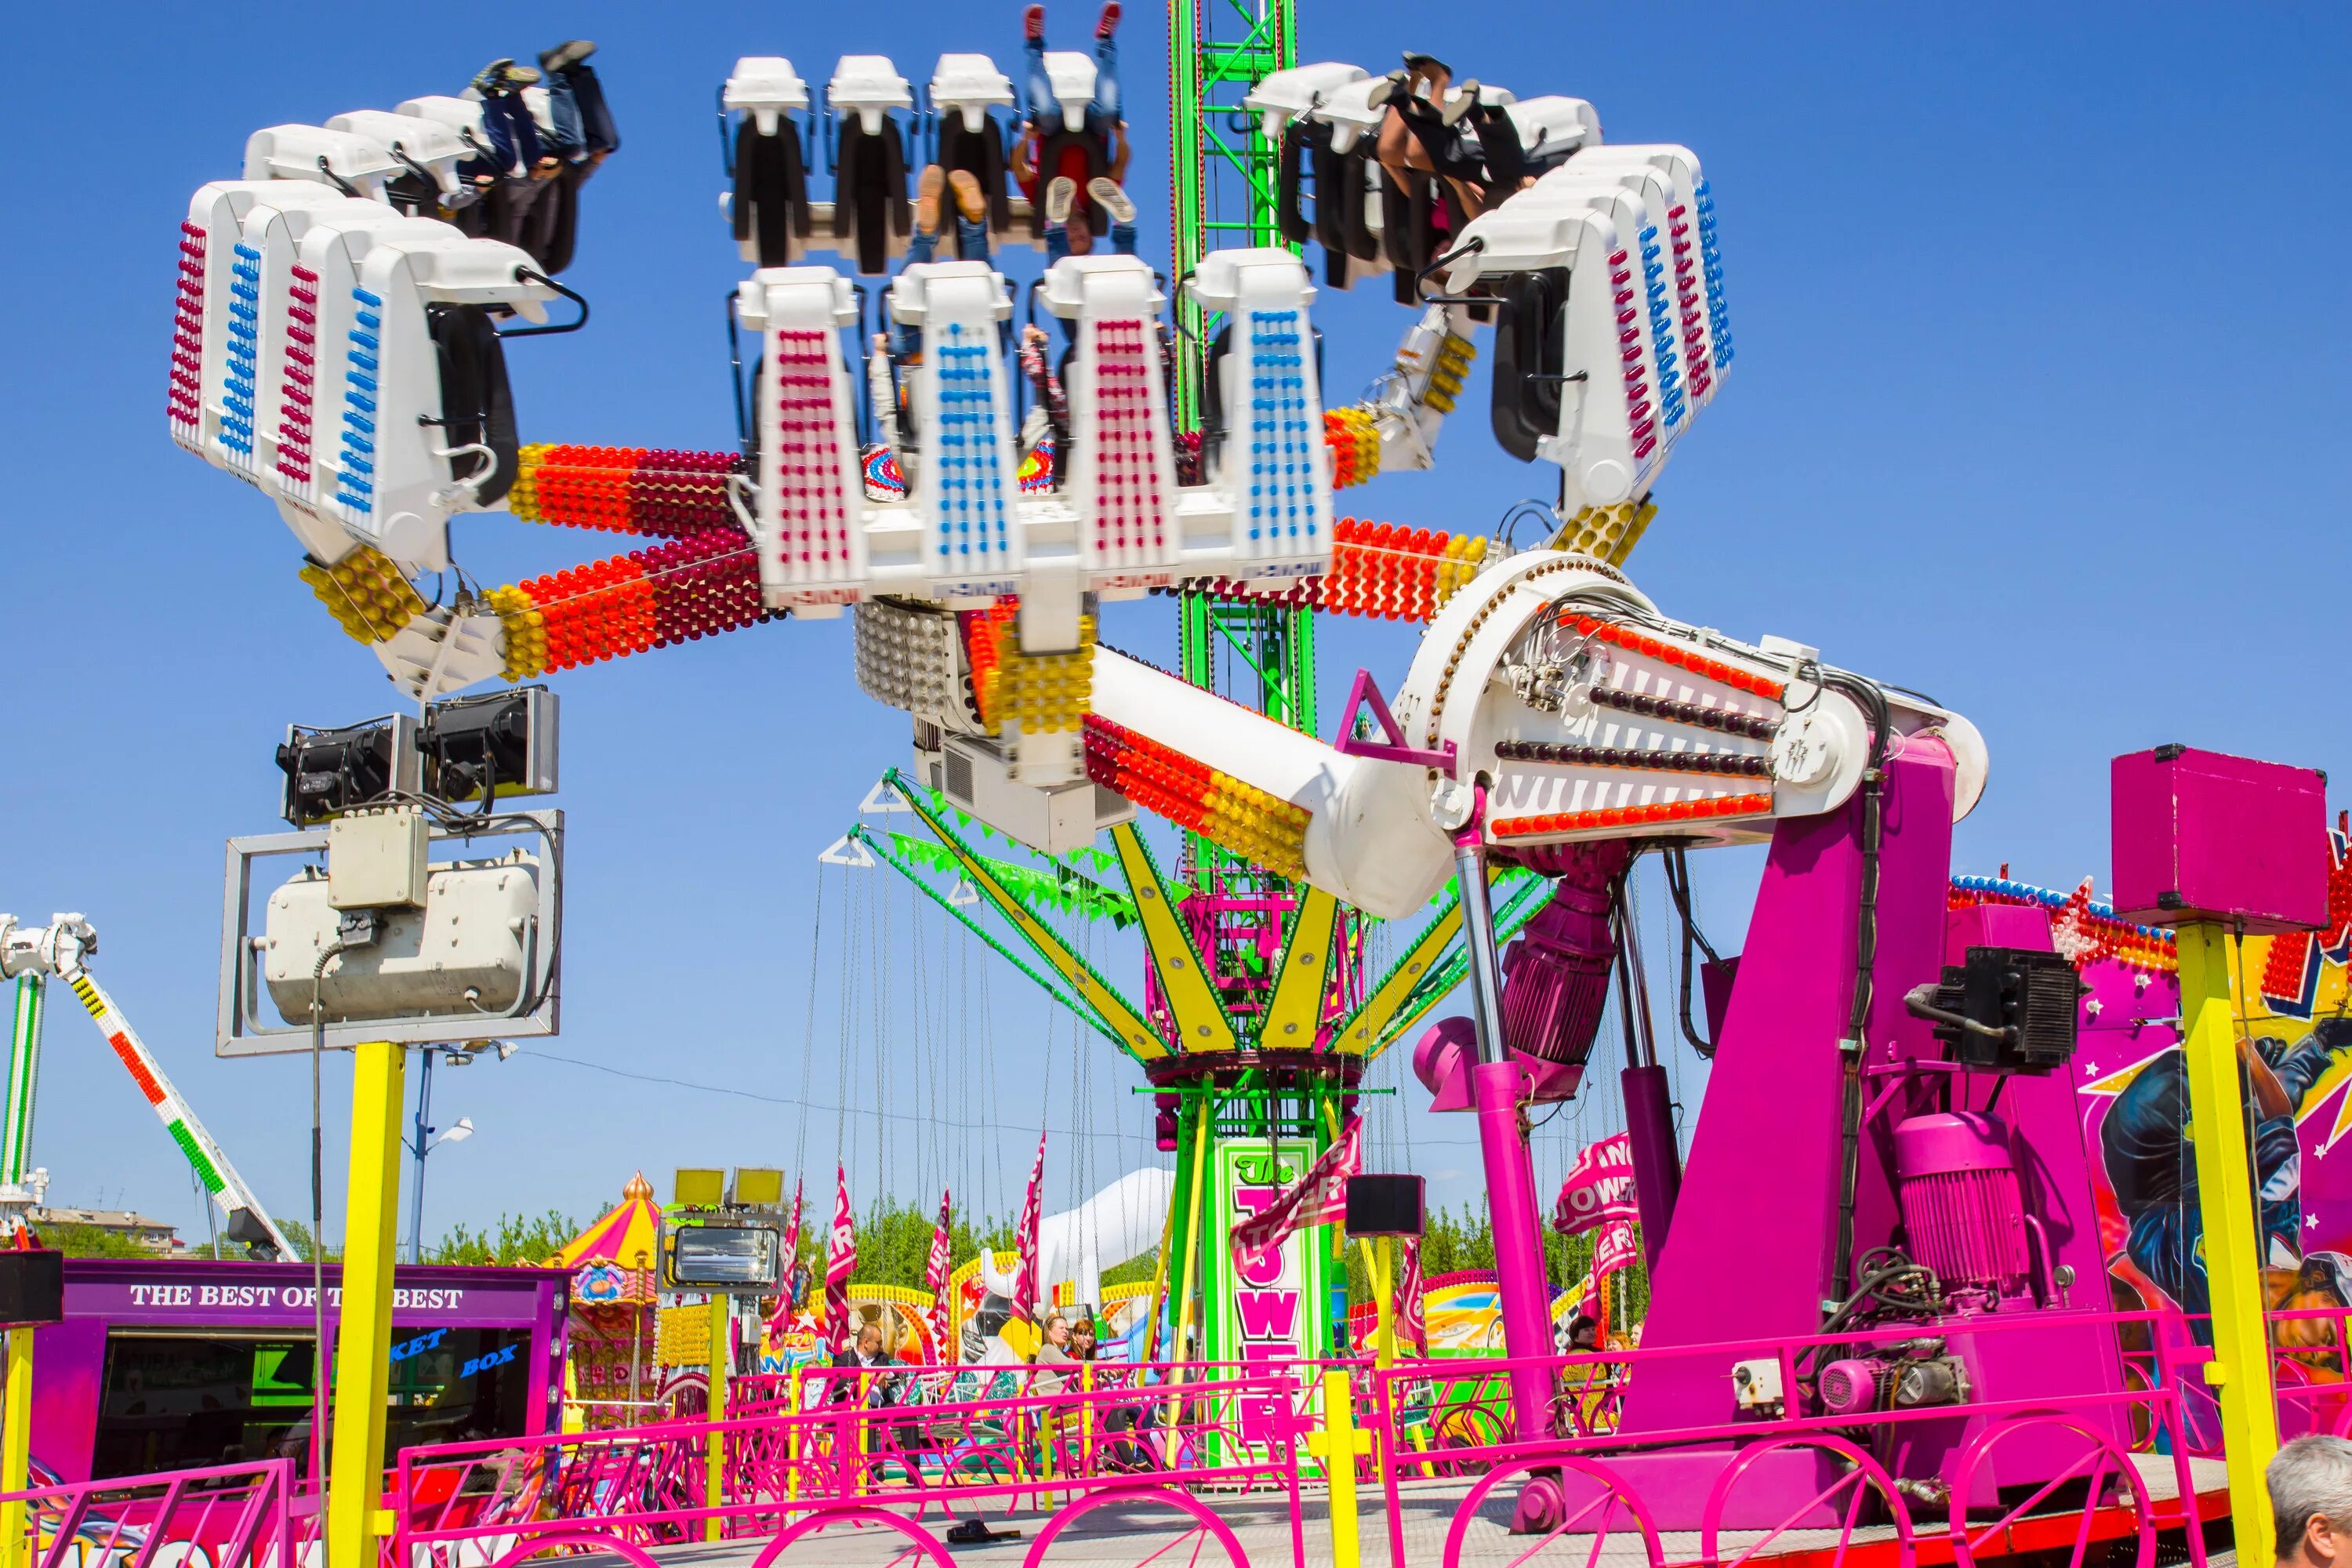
{"left": 517, "top": 1046, "right": 1499, "bottom": 1149}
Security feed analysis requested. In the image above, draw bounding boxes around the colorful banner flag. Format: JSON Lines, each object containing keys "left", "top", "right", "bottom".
{"left": 1577, "top": 1217, "right": 1639, "bottom": 1318}
{"left": 1014, "top": 1133, "right": 1046, "bottom": 1314}
{"left": 1552, "top": 1131, "right": 1638, "bottom": 1236}
{"left": 764, "top": 1178, "right": 805, "bottom": 1339}
{"left": 925, "top": 1188, "right": 953, "bottom": 1358}
{"left": 1230, "top": 1116, "right": 1363, "bottom": 1273}
{"left": 1396, "top": 1235, "right": 1427, "bottom": 1354}
{"left": 824, "top": 1164, "right": 857, "bottom": 1353}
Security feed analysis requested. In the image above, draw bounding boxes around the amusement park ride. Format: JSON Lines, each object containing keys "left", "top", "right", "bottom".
{"left": 151, "top": 6, "right": 2339, "bottom": 1566}
{"left": 0, "top": 915, "right": 292, "bottom": 1258}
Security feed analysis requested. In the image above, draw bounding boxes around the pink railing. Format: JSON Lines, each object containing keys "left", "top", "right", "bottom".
{"left": 393, "top": 1363, "right": 1310, "bottom": 1567}
{"left": 1363, "top": 1307, "right": 2219, "bottom": 1568}
{"left": 21, "top": 1304, "right": 2303, "bottom": 1568}
{"left": 0, "top": 1459, "right": 305, "bottom": 1568}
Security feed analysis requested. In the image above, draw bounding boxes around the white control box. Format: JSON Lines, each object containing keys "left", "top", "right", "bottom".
{"left": 1731, "top": 1358, "right": 1784, "bottom": 1414}
{"left": 326, "top": 807, "right": 430, "bottom": 909}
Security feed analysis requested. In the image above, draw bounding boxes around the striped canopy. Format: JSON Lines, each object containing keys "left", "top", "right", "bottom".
{"left": 560, "top": 1172, "right": 662, "bottom": 1272}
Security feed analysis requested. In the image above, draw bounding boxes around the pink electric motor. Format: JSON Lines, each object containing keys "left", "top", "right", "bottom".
{"left": 1892, "top": 1111, "right": 2033, "bottom": 1303}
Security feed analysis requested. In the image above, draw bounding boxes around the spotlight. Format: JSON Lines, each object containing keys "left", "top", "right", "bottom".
{"left": 275, "top": 715, "right": 422, "bottom": 827}
{"left": 420, "top": 686, "right": 560, "bottom": 806}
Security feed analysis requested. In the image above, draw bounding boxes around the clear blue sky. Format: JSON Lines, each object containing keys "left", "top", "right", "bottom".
{"left": 2, "top": 2, "right": 2344, "bottom": 1253}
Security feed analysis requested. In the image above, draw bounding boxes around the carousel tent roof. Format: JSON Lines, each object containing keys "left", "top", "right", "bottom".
{"left": 558, "top": 1171, "right": 662, "bottom": 1270}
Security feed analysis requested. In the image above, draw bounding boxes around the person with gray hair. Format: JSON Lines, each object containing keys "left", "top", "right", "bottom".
{"left": 2270, "top": 1433, "right": 2352, "bottom": 1568}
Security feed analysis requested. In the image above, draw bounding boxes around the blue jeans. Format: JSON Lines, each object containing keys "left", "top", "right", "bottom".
{"left": 1026, "top": 34, "right": 1119, "bottom": 128}
{"left": 892, "top": 223, "right": 1003, "bottom": 358}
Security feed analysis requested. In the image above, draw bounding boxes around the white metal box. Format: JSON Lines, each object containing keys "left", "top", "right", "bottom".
{"left": 264, "top": 851, "right": 540, "bottom": 1023}
{"left": 940, "top": 735, "right": 1133, "bottom": 856}
{"left": 326, "top": 808, "right": 430, "bottom": 909}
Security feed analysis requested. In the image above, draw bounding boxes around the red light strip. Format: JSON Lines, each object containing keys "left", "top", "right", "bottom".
{"left": 1555, "top": 612, "right": 1785, "bottom": 701}
{"left": 169, "top": 221, "right": 205, "bottom": 433}
{"left": 1490, "top": 792, "right": 1773, "bottom": 839}
{"left": 511, "top": 444, "right": 746, "bottom": 539}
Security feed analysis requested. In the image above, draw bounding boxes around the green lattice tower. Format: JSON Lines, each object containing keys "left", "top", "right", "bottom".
{"left": 1168, "top": 0, "right": 1297, "bottom": 434}
{"left": 1166, "top": 0, "right": 1311, "bottom": 891}
{"left": 1166, "top": 0, "right": 1363, "bottom": 1390}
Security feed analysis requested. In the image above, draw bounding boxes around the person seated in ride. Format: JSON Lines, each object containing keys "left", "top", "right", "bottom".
{"left": 886, "top": 165, "right": 993, "bottom": 361}
{"left": 871, "top": 164, "right": 999, "bottom": 481}
{"left": 1017, "top": 3, "right": 1139, "bottom": 263}
{"left": 457, "top": 60, "right": 566, "bottom": 253}
{"left": 1370, "top": 52, "right": 1527, "bottom": 225}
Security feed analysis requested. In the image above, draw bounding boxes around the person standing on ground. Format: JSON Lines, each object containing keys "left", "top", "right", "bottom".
{"left": 2272, "top": 1433, "right": 2352, "bottom": 1568}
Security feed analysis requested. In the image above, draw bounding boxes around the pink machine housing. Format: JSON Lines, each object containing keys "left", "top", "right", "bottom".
{"left": 1472, "top": 735, "right": 2132, "bottom": 1526}
{"left": 1419, "top": 842, "right": 1631, "bottom": 1110}
{"left": 2111, "top": 745, "right": 2329, "bottom": 931}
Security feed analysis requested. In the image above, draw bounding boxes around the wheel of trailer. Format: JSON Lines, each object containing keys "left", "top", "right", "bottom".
{"left": 755, "top": 1506, "right": 955, "bottom": 1568}
{"left": 1700, "top": 1433, "right": 1915, "bottom": 1568}
{"left": 486, "top": 1530, "right": 664, "bottom": 1568}
{"left": 1020, "top": 1483, "right": 1250, "bottom": 1568}
{"left": 1946, "top": 1410, "right": 2153, "bottom": 1568}
{"left": 1441, "top": 1452, "right": 1664, "bottom": 1568}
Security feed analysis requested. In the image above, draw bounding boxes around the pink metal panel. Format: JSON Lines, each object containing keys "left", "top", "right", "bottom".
{"left": 2111, "top": 746, "right": 2328, "bottom": 932}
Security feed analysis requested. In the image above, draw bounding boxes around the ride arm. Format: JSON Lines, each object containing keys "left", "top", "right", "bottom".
{"left": 57, "top": 965, "right": 297, "bottom": 1259}
{"left": 1086, "top": 550, "right": 1987, "bottom": 920}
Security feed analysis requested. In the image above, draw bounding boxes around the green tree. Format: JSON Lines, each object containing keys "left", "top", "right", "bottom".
{"left": 45, "top": 1223, "right": 165, "bottom": 1259}
{"left": 427, "top": 1210, "right": 581, "bottom": 1266}
{"left": 274, "top": 1218, "right": 339, "bottom": 1263}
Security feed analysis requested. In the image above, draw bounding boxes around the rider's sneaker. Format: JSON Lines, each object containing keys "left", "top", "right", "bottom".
{"left": 1044, "top": 175, "right": 1077, "bottom": 227}
{"left": 914, "top": 165, "right": 945, "bottom": 235}
{"left": 948, "top": 169, "right": 988, "bottom": 223}
{"left": 1087, "top": 177, "right": 1135, "bottom": 225}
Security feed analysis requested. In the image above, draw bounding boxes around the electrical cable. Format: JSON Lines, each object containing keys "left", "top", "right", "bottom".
{"left": 307, "top": 939, "right": 346, "bottom": 1486}
{"left": 1820, "top": 666, "right": 1893, "bottom": 1316}
{"left": 1662, "top": 847, "right": 1720, "bottom": 1060}
{"left": 1797, "top": 1252, "right": 1942, "bottom": 1376}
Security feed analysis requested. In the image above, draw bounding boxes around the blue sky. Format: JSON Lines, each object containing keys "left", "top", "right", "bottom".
{"left": 1, "top": 2, "right": 2345, "bottom": 1252}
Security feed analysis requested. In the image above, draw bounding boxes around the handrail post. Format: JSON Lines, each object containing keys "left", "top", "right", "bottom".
{"left": 1303, "top": 1368, "right": 1370, "bottom": 1568}
{"left": 704, "top": 1292, "right": 728, "bottom": 1541}
{"left": 0, "top": 1325, "right": 34, "bottom": 1568}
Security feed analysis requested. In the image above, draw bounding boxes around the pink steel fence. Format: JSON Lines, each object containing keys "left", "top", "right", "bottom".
{"left": 0, "top": 1459, "right": 306, "bottom": 1568}
{"left": 1366, "top": 1307, "right": 2220, "bottom": 1568}
{"left": 392, "top": 1363, "right": 1309, "bottom": 1568}
{"left": 14, "top": 1305, "right": 2296, "bottom": 1568}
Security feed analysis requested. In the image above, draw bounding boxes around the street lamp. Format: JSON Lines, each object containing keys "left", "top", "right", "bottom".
{"left": 405, "top": 1040, "right": 503, "bottom": 1263}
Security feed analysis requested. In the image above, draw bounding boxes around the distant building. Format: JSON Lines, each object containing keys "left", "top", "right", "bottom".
{"left": 31, "top": 1207, "right": 180, "bottom": 1254}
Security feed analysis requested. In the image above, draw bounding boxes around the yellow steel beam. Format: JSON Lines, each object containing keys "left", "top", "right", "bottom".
{"left": 1109, "top": 825, "right": 1235, "bottom": 1054}
{"left": 0, "top": 1327, "right": 32, "bottom": 1568}
{"left": 325, "top": 1040, "right": 405, "bottom": 1568}
{"left": 1259, "top": 885, "right": 1338, "bottom": 1050}
{"left": 1330, "top": 898, "right": 1468, "bottom": 1055}
{"left": 2178, "top": 920, "right": 2278, "bottom": 1555}
{"left": 901, "top": 791, "right": 1170, "bottom": 1062}
{"left": 705, "top": 1294, "right": 728, "bottom": 1540}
